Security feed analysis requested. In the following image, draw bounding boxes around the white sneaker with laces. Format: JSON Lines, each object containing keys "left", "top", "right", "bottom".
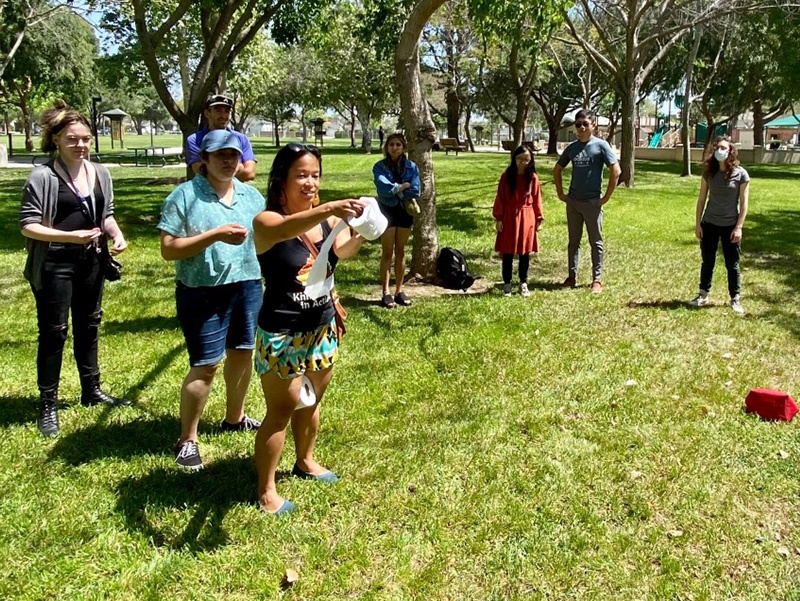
{"left": 503, "top": 283, "right": 512, "bottom": 296}
{"left": 689, "top": 291, "right": 709, "bottom": 307}
{"left": 519, "top": 282, "right": 530, "bottom": 297}
{"left": 730, "top": 296, "right": 744, "bottom": 315}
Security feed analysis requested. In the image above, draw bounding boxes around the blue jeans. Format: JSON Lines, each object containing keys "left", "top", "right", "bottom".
{"left": 176, "top": 279, "right": 262, "bottom": 367}
{"left": 32, "top": 244, "right": 104, "bottom": 391}
{"left": 699, "top": 221, "right": 741, "bottom": 298}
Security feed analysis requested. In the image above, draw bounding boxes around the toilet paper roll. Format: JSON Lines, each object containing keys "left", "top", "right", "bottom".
{"left": 347, "top": 196, "right": 388, "bottom": 241}
{"left": 296, "top": 375, "right": 316, "bottom": 409}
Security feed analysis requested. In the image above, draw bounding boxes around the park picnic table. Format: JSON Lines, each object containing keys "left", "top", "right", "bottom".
{"left": 128, "top": 146, "right": 184, "bottom": 167}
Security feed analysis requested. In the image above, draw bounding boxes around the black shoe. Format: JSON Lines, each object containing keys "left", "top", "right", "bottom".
{"left": 220, "top": 414, "right": 261, "bottom": 432}
{"left": 38, "top": 398, "right": 59, "bottom": 437}
{"left": 80, "top": 374, "right": 132, "bottom": 407}
{"left": 174, "top": 439, "right": 203, "bottom": 471}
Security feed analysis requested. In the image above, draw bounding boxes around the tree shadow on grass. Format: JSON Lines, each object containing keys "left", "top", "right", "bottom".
{"left": 746, "top": 208, "right": 800, "bottom": 339}
{"left": 115, "top": 458, "right": 254, "bottom": 552}
{"left": 49, "top": 415, "right": 178, "bottom": 465}
{"left": 102, "top": 315, "right": 180, "bottom": 336}
{"left": 0, "top": 395, "right": 36, "bottom": 428}
{"left": 627, "top": 299, "right": 691, "bottom": 311}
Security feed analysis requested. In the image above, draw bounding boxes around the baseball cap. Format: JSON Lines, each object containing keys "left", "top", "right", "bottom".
{"left": 205, "top": 94, "right": 233, "bottom": 109}
{"left": 200, "top": 129, "right": 243, "bottom": 154}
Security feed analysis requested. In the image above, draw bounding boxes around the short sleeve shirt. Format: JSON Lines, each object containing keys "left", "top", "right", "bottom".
{"left": 185, "top": 127, "right": 257, "bottom": 166}
{"left": 702, "top": 167, "right": 749, "bottom": 227}
{"left": 557, "top": 136, "right": 618, "bottom": 200}
{"left": 157, "top": 175, "right": 264, "bottom": 287}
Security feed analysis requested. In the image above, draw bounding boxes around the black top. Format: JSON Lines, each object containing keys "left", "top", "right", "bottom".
{"left": 257, "top": 220, "right": 339, "bottom": 333}
{"left": 52, "top": 172, "right": 104, "bottom": 231}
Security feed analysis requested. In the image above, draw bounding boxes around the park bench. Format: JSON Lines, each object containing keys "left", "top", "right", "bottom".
{"left": 129, "top": 146, "right": 185, "bottom": 167}
{"left": 440, "top": 137, "right": 468, "bottom": 155}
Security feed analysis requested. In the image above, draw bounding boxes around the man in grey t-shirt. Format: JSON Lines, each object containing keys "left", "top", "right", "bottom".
{"left": 553, "top": 110, "right": 621, "bottom": 293}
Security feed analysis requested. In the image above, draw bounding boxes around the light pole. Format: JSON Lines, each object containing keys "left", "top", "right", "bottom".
{"left": 91, "top": 96, "right": 102, "bottom": 155}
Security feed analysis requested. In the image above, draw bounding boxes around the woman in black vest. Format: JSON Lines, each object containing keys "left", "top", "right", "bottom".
{"left": 253, "top": 143, "right": 365, "bottom": 515}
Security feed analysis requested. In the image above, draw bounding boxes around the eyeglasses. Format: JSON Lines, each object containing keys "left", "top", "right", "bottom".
{"left": 62, "top": 135, "right": 92, "bottom": 147}
{"left": 574, "top": 121, "right": 592, "bottom": 129}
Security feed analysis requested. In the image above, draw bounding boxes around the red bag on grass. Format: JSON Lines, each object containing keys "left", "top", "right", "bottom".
{"left": 745, "top": 389, "right": 798, "bottom": 421}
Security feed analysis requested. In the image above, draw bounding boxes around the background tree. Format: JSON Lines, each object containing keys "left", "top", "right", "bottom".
{"left": 420, "top": 0, "right": 478, "bottom": 143}
{"left": 98, "top": 0, "right": 324, "bottom": 176}
{"left": 0, "top": 0, "right": 72, "bottom": 80}
{"left": 0, "top": 8, "right": 96, "bottom": 150}
{"left": 530, "top": 39, "right": 584, "bottom": 154}
{"left": 561, "top": 0, "right": 794, "bottom": 187}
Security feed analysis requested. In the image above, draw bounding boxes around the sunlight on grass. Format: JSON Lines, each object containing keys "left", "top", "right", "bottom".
{"left": 0, "top": 149, "right": 798, "bottom": 599}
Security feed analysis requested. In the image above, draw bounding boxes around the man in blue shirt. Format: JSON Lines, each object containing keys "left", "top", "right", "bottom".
{"left": 186, "top": 94, "right": 257, "bottom": 182}
{"left": 553, "top": 109, "right": 621, "bottom": 293}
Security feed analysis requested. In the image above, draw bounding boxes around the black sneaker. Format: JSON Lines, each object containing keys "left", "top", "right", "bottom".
{"left": 38, "top": 399, "right": 59, "bottom": 437}
{"left": 220, "top": 415, "right": 261, "bottom": 432}
{"left": 174, "top": 439, "right": 203, "bottom": 471}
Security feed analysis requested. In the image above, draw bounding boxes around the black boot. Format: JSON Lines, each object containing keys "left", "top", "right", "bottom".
{"left": 80, "top": 373, "right": 132, "bottom": 407}
{"left": 38, "top": 387, "right": 60, "bottom": 437}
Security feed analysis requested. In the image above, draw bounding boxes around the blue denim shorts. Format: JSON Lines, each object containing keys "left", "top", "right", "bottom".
{"left": 175, "top": 279, "right": 262, "bottom": 367}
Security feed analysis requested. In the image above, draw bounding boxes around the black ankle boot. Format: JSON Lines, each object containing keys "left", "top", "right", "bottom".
{"left": 80, "top": 374, "right": 132, "bottom": 407}
{"left": 38, "top": 387, "right": 60, "bottom": 437}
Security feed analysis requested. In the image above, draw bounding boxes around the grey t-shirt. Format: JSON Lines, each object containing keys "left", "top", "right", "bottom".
{"left": 557, "top": 136, "right": 618, "bottom": 201}
{"left": 702, "top": 167, "right": 750, "bottom": 226}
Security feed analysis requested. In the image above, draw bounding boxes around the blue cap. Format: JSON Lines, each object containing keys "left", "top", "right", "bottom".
{"left": 200, "top": 129, "right": 243, "bottom": 154}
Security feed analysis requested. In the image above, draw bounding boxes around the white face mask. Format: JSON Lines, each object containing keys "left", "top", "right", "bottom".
{"left": 714, "top": 148, "right": 729, "bottom": 162}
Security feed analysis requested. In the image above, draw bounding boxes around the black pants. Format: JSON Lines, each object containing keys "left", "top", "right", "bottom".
{"left": 32, "top": 244, "right": 104, "bottom": 391}
{"left": 699, "top": 221, "right": 741, "bottom": 298}
{"left": 502, "top": 253, "right": 530, "bottom": 284}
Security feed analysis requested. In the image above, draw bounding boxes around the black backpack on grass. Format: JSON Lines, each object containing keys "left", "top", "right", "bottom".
{"left": 437, "top": 247, "right": 476, "bottom": 291}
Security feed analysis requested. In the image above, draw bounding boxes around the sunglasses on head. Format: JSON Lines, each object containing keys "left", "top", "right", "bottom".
{"left": 575, "top": 121, "right": 592, "bottom": 129}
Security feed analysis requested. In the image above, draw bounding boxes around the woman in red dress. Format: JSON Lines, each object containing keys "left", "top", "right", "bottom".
{"left": 493, "top": 145, "right": 544, "bottom": 297}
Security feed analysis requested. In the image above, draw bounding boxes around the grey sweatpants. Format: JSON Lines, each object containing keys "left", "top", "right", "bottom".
{"left": 566, "top": 198, "right": 604, "bottom": 281}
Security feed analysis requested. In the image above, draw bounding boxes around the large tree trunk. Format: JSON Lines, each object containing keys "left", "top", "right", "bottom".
{"left": 511, "top": 91, "right": 529, "bottom": 147}
{"left": 463, "top": 105, "right": 474, "bottom": 152}
{"left": 395, "top": 0, "right": 446, "bottom": 280}
{"left": 681, "top": 25, "right": 703, "bottom": 176}
{"left": 273, "top": 117, "right": 281, "bottom": 147}
{"left": 445, "top": 86, "right": 460, "bottom": 138}
{"left": 545, "top": 115, "right": 559, "bottom": 154}
{"left": 22, "top": 102, "right": 33, "bottom": 152}
{"left": 619, "top": 90, "right": 637, "bottom": 187}
{"left": 357, "top": 113, "right": 372, "bottom": 154}
{"left": 752, "top": 99, "right": 765, "bottom": 147}
{"left": 348, "top": 105, "right": 356, "bottom": 148}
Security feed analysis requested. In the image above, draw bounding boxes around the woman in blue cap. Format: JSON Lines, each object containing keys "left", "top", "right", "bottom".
{"left": 158, "top": 129, "right": 266, "bottom": 471}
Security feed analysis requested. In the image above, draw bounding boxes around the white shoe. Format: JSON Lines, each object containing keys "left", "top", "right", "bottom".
{"left": 689, "top": 291, "right": 709, "bottom": 307}
{"left": 503, "top": 283, "right": 512, "bottom": 296}
{"left": 519, "top": 282, "right": 530, "bottom": 297}
{"left": 730, "top": 296, "right": 744, "bottom": 315}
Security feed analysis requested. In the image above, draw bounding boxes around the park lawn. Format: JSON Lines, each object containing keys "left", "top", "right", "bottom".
{"left": 0, "top": 148, "right": 798, "bottom": 600}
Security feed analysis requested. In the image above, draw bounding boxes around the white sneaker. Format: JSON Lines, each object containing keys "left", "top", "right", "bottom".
{"left": 689, "top": 291, "right": 709, "bottom": 307}
{"left": 730, "top": 296, "right": 744, "bottom": 315}
{"left": 519, "top": 282, "right": 530, "bottom": 297}
{"left": 503, "top": 283, "right": 512, "bottom": 296}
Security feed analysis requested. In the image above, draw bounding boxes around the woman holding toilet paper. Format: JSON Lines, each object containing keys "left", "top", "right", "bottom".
{"left": 373, "top": 133, "right": 420, "bottom": 309}
{"left": 252, "top": 143, "right": 366, "bottom": 515}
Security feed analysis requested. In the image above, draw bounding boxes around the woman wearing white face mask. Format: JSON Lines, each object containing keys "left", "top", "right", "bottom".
{"left": 689, "top": 136, "right": 750, "bottom": 314}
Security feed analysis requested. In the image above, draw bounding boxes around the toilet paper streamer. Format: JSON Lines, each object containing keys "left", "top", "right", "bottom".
{"left": 297, "top": 375, "right": 316, "bottom": 409}
{"left": 304, "top": 197, "right": 387, "bottom": 300}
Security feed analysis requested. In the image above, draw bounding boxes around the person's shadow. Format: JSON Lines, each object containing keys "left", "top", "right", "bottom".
{"left": 115, "top": 457, "right": 266, "bottom": 553}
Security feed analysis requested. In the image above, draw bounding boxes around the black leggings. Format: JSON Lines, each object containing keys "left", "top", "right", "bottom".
{"left": 699, "top": 222, "right": 741, "bottom": 298}
{"left": 502, "top": 253, "right": 530, "bottom": 285}
{"left": 32, "top": 244, "right": 104, "bottom": 391}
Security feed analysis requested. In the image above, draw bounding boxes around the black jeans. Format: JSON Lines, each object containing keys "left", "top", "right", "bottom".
{"left": 699, "top": 221, "right": 741, "bottom": 298}
{"left": 502, "top": 253, "right": 530, "bottom": 284}
{"left": 31, "top": 244, "right": 104, "bottom": 391}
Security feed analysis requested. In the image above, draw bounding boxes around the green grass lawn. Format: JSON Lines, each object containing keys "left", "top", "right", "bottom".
{"left": 1, "top": 147, "right": 799, "bottom": 600}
